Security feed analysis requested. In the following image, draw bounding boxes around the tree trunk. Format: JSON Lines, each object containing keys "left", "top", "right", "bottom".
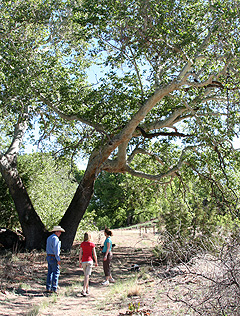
{"left": 59, "top": 170, "right": 96, "bottom": 250}
{"left": 0, "top": 228, "right": 25, "bottom": 250}
{"left": 0, "top": 155, "right": 49, "bottom": 250}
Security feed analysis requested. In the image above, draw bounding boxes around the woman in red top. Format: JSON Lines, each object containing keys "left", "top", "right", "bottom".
{"left": 79, "top": 232, "right": 98, "bottom": 296}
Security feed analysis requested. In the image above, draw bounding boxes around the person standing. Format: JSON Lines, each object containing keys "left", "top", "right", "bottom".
{"left": 46, "top": 225, "right": 65, "bottom": 294}
{"left": 79, "top": 232, "right": 98, "bottom": 296}
{"left": 102, "top": 228, "right": 114, "bottom": 285}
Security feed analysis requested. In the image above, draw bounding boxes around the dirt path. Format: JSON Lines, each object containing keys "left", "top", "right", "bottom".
{"left": 0, "top": 228, "right": 185, "bottom": 316}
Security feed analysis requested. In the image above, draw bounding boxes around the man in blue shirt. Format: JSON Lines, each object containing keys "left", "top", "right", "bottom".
{"left": 46, "top": 225, "right": 65, "bottom": 294}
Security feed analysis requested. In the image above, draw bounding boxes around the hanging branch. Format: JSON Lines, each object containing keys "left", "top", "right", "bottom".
{"left": 136, "top": 126, "right": 191, "bottom": 139}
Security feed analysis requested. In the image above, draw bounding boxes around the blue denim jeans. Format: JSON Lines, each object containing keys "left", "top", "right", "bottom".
{"left": 46, "top": 256, "right": 60, "bottom": 292}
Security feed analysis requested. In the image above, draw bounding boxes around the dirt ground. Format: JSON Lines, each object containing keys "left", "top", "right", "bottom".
{"left": 0, "top": 228, "right": 192, "bottom": 316}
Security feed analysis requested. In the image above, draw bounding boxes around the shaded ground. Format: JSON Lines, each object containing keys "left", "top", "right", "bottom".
{"left": 0, "top": 228, "right": 191, "bottom": 316}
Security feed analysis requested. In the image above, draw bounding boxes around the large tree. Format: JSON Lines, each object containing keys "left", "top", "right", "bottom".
{"left": 0, "top": 0, "right": 88, "bottom": 249}
{"left": 1, "top": 0, "right": 240, "bottom": 250}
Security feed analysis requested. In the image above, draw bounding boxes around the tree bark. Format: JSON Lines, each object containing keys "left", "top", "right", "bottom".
{"left": 0, "top": 228, "right": 25, "bottom": 250}
{"left": 0, "top": 155, "right": 49, "bottom": 250}
{"left": 59, "top": 169, "right": 96, "bottom": 250}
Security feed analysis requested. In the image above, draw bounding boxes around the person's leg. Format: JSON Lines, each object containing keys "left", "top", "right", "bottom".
{"left": 83, "top": 275, "right": 89, "bottom": 292}
{"left": 103, "top": 258, "right": 109, "bottom": 279}
{"left": 102, "top": 254, "right": 111, "bottom": 284}
{"left": 46, "top": 257, "right": 53, "bottom": 291}
{"left": 51, "top": 259, "right": 60, "bottom": 292}
{"left": 84, "top": 262, "right": 92, "bottom": 294}
{"left": 108, "top": 253, "right": 114, "bottom": 282}
{"left": 81, "top": 263, "right": 89, "bottom": 295}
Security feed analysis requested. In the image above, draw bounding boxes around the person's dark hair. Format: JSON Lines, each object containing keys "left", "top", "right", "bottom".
{"left": 105, "top": 228, "right": 113, "bottom": 236}
{"left": 83, "top": 232, "right": 91, "bottom": 242}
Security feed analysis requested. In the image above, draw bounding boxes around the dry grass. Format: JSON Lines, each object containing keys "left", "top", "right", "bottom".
{"left": 127, "top": 284, "right": 142, "bottom": 298}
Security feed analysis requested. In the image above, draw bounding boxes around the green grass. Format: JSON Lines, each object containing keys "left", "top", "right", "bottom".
{"left": 17, "top": 283, "right": 32, "bottom": 291}
{"left": 63, "top": 280, "right": 83, "bottom": 297}
{"left": 26, "top": 298, "right": 57, "bottom": 316}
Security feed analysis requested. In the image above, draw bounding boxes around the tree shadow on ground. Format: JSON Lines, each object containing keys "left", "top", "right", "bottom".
{"left": 59, "top": 245, "right": 156, "bottom": 291}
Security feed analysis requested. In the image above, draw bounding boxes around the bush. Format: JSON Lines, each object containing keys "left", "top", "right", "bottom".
{"left": 154, "top": 195, "right": 228, "bottom": 265}
{"left": 166, "top": 228, "right": 240, "bottom": 316}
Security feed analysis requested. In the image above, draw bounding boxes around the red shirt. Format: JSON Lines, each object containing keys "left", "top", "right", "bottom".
{"left": 80, "top": 241, "right": 95, "bottom": 262}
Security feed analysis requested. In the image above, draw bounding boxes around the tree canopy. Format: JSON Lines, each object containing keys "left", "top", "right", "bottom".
{"left": 0, "top": 0, "right": 240, "bottom": 249}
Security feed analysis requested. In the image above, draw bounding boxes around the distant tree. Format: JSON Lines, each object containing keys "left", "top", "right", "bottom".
{"left": 17, "top": 153, "right": 79, "bottom": 230}
{"left": 87, "top": 171, "right": 158, "bottom": 229}
{"left": 157, "top": 151, "right": 240, "bottom": 240}
{"left": 0, "top": 153, "right": 79, "bottom": 230}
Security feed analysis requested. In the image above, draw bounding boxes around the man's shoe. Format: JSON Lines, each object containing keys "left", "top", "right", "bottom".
{"left": 81, "top": 290, "right": 87, "bottom": 297}
{"left": 109, "top": 278, "right": 115, "bottom": 283}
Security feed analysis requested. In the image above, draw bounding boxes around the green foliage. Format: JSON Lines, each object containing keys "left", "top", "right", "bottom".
{"left": 154, "top": 164, "right": 240, "bottom": 264}
{"left": 17, "top": 153, "right": 79, "bottom": 230}
{"left": 0, "top": 0, "right": 91, "bottom": 156}
{"left": 87, "top": 171, "right": 159, "bottom": 229}
{"left": 87, "top": 172, "right": 130, "bottom": 229}
{"left": 0, "top": 153, "right": 79, "bottom": 231}
{"left": 74, "top": 210, "right": 97, "bottom": 241}
{"left": 0, "top": 175, "right": 18, "bottom": 229}
{"left": 161, "top": 195, "right": 218, "bottom": 240}
{"left": 0, "top": 151, "right": 98, "bottom": 236}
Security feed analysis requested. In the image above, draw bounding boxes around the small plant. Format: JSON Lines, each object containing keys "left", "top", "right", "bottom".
{"left": 18, "top": 283, "right": 32, "bottom": 291}
{"left": 129, "top": 302, "right": 140, "bottom": 312}
{"left": 10, "top": 254, "right": 20, "bottom": 263}
{"left": 26, "top": 305, "right": 41, "bottom": 316}
{"left": 126, "top": 302, "right": 152, "bottom": 315}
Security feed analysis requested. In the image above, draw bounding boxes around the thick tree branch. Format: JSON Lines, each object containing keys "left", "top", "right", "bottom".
{"left": 116, "top": 141, "right": 128, "bottom": 168}
{"left": 6, "top": 105, "right": 29, "bottom": 157}
{"left": 136, "top": 126, "right": 190, "bottom": 139}
{"left": 134, "top": 107, "right": 188, "bottom": 135}
{"left": 125, "top": 146, "right": 196, "bottom": 181}
{"left": 89, "top": 80, "right": 182, "bottom": 169}
{"left": 102, "top": 145, "right": 196, "bottom": 182}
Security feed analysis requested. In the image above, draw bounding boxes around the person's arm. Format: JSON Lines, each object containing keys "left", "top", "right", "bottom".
{"left": 93, "top": 247, "right": 98, "bottom": 266}
{"left": 103, "top": 242, "right": 111, "bottom": 261}
{"left": 79, "top": 248, "right": 83, "bottom": 268}
{"left": 52, "top": 237, "right": 61, "bottom": 264}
